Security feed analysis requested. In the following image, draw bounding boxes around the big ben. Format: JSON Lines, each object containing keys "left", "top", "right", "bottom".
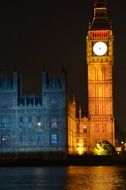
{"left": 68, "top": 0, "right": 115, "bottom": 154}
{"left": 87, "top": 0, "right": 115, "bottom": 148}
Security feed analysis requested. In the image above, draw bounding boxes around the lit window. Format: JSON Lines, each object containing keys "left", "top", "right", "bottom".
{"left": 28, "top": 116, "right": 32, "bottom": 128}
{"left": 1, "top": 135, "right": 9, "bottom": 145}
{"left": 50, "top": 118, "right": 57, "bottom": 128}
{"left": 1, "top": 136, "right": 7, "bottom": 142}
{"left": 36, "top": 122, "right": 41, "bottom": 127}
{"left": 83, "top": 125, "right": 87, "bottom": 133}
{"left": 28, "top": 123, "right": 32, "bottom": 128}
{"left": 36, "top": 116, "right": 41, "bottom": 127}
{"left": 50, "top": 134, "right": 58, "bottom": 145}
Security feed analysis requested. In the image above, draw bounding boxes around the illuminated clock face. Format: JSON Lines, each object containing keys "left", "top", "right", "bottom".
{"left": 93, "top": 41, "right": 107, "bottom": 56}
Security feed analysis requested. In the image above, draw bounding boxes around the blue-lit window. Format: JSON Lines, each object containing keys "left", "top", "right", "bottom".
{"left": 28, "top": 123, "right": 32, "bottom": 128}
{"left": 28, "top": 136, "right": 33, "bottom": 145}
{"left": 19, "top": 116, "right": 23, "bottom": 123}
{"left": 19, "top": 124, "right": 22, "bottom": 128}
{"left": 19, "top": 136, "right": 23, "bottom": 145}
{"left": 19, "top": 116, "right": 24, "bottom": 128}
{"left": 2, "top": 116, "right": 9, "bottom": 128}
{"left": 36, "top": 116, "right": 41, "bottom": 122}
{"left": 50, "top": 96, "right": 57, "bottom": 105}
{"left": 28, "top": 116, "right": 32, "bottom": 128}
{"left": 36, "top": 116, "right": 41, "bottom": 128}
{"left": 1, "top": 135, "right": 9, "bottom": 146}
{"left": 28, "top": 116, "right": 32, "bottom": 122}
{"left": 1, "top": 96, "right": 9, "bottom": 108}
{"left": 50, "top": 134, "right": 58, "bottom": 145}
{"left": 37, "top": 136, "right": 41, "bottom": 146}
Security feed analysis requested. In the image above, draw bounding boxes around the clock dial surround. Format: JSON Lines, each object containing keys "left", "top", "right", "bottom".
{"left": 93, "top": 41, "right": 107, "bottom": 56}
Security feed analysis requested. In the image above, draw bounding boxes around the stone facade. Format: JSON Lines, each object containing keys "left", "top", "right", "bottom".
{"left": 0, "top": 72, "right": 66, "bottom": 153}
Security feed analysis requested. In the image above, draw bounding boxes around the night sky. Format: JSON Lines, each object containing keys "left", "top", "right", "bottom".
{"left": 0, "top": 0, "right": 126, "bottom": 131}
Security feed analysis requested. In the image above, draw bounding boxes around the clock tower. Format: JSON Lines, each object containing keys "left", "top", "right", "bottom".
{"left": 68, "top": 0, "right": 115, "bottom": 155}
{"left": 86, "top": 0, "right": 115, "bottom": 148}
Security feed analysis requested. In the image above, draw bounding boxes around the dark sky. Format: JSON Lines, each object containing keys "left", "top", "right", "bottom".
{"left": 0, "top": 0, "right": 126, "bottom": 131}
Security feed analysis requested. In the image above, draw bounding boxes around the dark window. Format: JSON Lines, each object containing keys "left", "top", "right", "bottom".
{"left": 19, "top": 116, "right": 23, "bottom": 123}
{"left": 77, "top": 138, "right": 79, "bottom": 144}
{"left": 19, "top": 136, "right": 23, "bottom": 145}
{"left": 37, "top": 136, "right": 41, "bottom": 146}
{"left": 83, "top": 125, "right": 87, "bottom": 133}
{"left": 2, "top": 96, "right": 9, "bottom": 107}
{"left": 28, "top": 136, "right": 33, "bottom": 145}
{"left": 28, "top": 116, "right": 32, "bottom": 122}
{"left": 83, "top": 138, "right": 87, "bottom": 147}
{"left": 36, "top": 116, "right": 41, "bottom": 122}
{"left": 83, "top": 128, "right": 87, "bottom": 133}
{"left": 19, "top": 124, "right": 22, "bottom": 128}
{"left": 2, "top": 116, "right": 9, "bottom": 128}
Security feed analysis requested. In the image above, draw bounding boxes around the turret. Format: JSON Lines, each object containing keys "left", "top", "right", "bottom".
{"left": 89, "top": 0, "right": 111, "bottom": 30}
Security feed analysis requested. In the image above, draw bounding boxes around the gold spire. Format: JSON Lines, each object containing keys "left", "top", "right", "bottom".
{"left": 94, "top": 0, "right": 107, "bottom": 18}
{"left": 94, "top": 0, "right": 107, "bottom": 8}
{"left": 72, "top": 96, "right": 76, "bottom": 106}
{"left": 79, "top": 106, "right": 82, "bottom": 119}
{"left": 89, "top": 0, "right": 111, "bottom": 30}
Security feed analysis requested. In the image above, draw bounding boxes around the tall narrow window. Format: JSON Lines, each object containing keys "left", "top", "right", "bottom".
{"left": 28, "top": 116, "right": 32, "bottom": 122}
{"left": 28, "top": 136, "right": 33, "bottom": 145}
{"left": 83, "top": 138, "right": 87, "bottom": 147}
{"left": 50, "top": 96, "right": 57, "bottom": 105}
{"left": 19, "top": 136, "right": 23, "bottom": 145}
{"left": 50, "top": 134, "right": 58, "bottom": 145}
{"left": 19, "top": 116, "right": 24, "bottom": 128}
{"left": 83, "top": 125, "right": 87, "bottom": 133}
{"left": 19, "top": 116, "right": 23, "bottom": 123}
{"left": 28, "top": 123, "right": 32, "bottom": 128}
{"left": 102, "top": 124, "right": 106, "bottom": 132}
{"left": 28, "top": 116, "right": 32, "bottom": 128}
{"left": 2, "top": 116, "right": 9, "bottom": 128}
{"left": 37, "top": 136, "right": 41, "bottom": 146}
{"left": 36, "top": 116, "right": 41, "bottom": 128}
{"left": 96, "top": 124, "right": 99, "bottom": 133}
